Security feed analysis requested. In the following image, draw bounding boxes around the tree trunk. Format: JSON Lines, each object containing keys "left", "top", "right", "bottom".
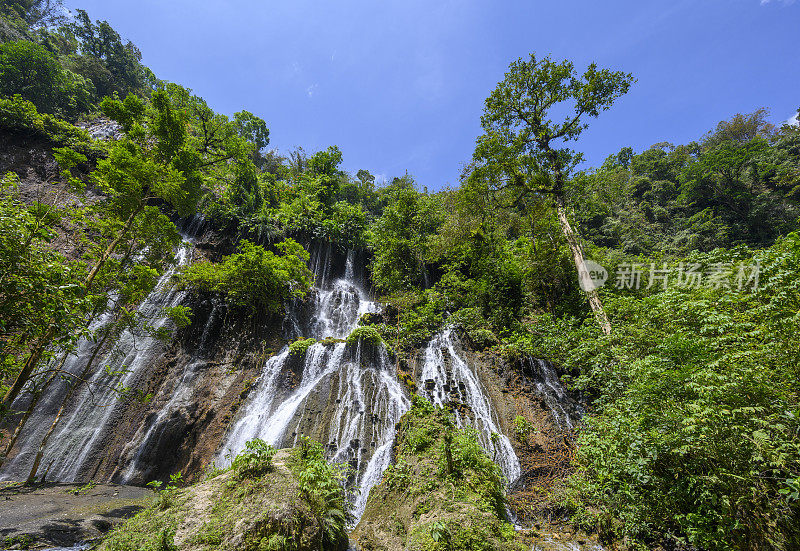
{"left": 1, "top": 203, "right": 144, "bottom": 410}
{"left": 0, "top": 368, "right": 60, "bottom": 469}
{"left": 26, "top": 318, "right": 113, "bottom": 483}
{"left": 1, "top": 325, "right": 58, "bottom": 414}
{"left": 553, "top": 195, "right": 612, "bottom": 335}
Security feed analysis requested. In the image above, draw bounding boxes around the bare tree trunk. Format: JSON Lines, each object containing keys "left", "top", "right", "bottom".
{"left": 553, "top": 195, "right": 612, "bottom": 335}
{"left": 26, "top": 327, "right": 112, "bottom": 484}
{"left": 2, "top": 203, "right": 144, "bottom": 410}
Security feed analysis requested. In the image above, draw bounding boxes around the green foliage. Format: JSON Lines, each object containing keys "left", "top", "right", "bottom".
{"left": 98, "top": 496, "right": 181, "bottom": 551}
{"left": 512, "top": 416, "right": 535, "bottom": 440}
{"left": 0, "top": 172, "right": 88, "bottom": 391}
{"left": 179, "top": 239, "right": 312, "bottom": 314}
{"left": 0, "top": 94, "right": 94, "bottom": 149}
{"left": 0, "top": 40, "right": 93, "bottom": 120}
{"left": 0, "top": 5, "right": 156, "bottom": 121}
{"left": 370, "top": 176, "right": 442, "bottom": 294}
{"left": 289, "top": 337, "right": 317, "bottom": 357}
{"left": 465, "top": 328, "right": 498, "bottom": 350}
{"left": 346, "top": 325, "right": 383, "bottom": 347}
{"left": 570, "top": 115, "right": 800, "bottom": 255}
{"left": 357, "top": 395, "right": 523, "bottom": 551}
{"left": 402, "top": 394, "right": 443, "bottom": 453}
{"left": 538, "top": 236, "right": 800, "bottom": 550}
{"left": 289, "top": 438, "right": 350, "bottom": 550}
{"left": 67, "top": 9, "right": 156, "bottom": 101}
{"left": 65, "top": 480, "right": 97, "bottom": 495}
{"left": 471, "top": 52, "right": 635, "bottom": 199}
{"left": 145, "top": 472, "right": 184, "bottom": 511}
{"left": 162, "top": 305, "right": 192, "bottom": 329}
{"left": 230, "top": 439, "right": 276, "bottom": 479}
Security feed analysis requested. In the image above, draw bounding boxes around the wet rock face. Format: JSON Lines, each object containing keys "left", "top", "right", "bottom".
{"left": 217, "top": 251, "right": 409, "bottom": 522}
{"left": 0, "top": 133, "right": 59, "bottom": 184}
{"left": 99, "top": 292, "right": 286, "bottom": 486}
{"left": 77, "top": 118, "right": 123, "bottom": 141}
{"left": 351, "top": 397, "right": 526, "bottom": 551}
{"left": 413, "top": 329, "right": 522, "bottom": 485}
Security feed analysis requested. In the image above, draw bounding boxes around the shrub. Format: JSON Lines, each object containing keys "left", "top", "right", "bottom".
{"left": 466, "top": 328, "right": 498, "bottom": 350}
{"left": 512, "top": 415, "right": 535, "bottom": 440}
{"left": 163, "top": 305, "right": 192, "bottom": 329}
{"left": 230, "top": 439, "right": 276, "bottom": 479}
{"left": 0, "top": 94, "right": 95, "bottom": 150}
{"left": 179, "top": 239, "right": 313, "bottom": 314}
{"left": 289, "top": 438, "right": 350, "bottom": 550}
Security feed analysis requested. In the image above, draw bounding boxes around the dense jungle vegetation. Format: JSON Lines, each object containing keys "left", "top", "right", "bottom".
{"left": 1, "top": 1, "right": 799, "bottom": 549}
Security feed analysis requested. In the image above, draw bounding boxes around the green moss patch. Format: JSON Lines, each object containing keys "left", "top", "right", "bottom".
{"left": 289, "top": 337, "right": 317, "bottom": 357}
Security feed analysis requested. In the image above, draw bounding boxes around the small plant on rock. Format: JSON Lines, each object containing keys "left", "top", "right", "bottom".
{"left": 230, "top": 438, "right": 276, "bottom": 479}
{"left": 289, "top": 337, "right": 317, "bottom": 357}
{"left": 513, "top": 415, "right": 536, "bottom": 441}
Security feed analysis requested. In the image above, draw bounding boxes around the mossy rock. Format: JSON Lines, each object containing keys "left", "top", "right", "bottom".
{"left": 351, "top": 396, "right": 526, "bottom": 551}
{"left": 289, "top": 337, "right": 317, "bottom": 357}
{"left": 358, "top": 312, "right": 384, "bottom": 326}
{"left": 97, "top": 449, "right": 348, "bottom": 551}
{"left": 346, "top": 326, "right": 383, "bottom": 347}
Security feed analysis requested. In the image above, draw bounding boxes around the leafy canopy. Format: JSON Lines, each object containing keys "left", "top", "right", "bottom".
{"left": 472, "top": 53, "right": 635, "bottom": 197}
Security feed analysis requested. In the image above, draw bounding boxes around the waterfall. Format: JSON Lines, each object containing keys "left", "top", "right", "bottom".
{"left": 115, "top": 301, "right": 221, "bottom": 484}
{"left": 419, "top": 328, "right": 521, "bottom": 485}
{"left": 0, "top": 309, "right": 115, "bottom": 481}
{"left": 522, "top": 357, "right": 579, "bottom": 430}
{"left": 0, "top": 243, "right": 193, "bottom": 482}
{"left": 218, "top": 250, "right": 409, "bottom": 522}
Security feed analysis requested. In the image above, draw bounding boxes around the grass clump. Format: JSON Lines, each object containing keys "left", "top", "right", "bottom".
{"left": 98, "top": 493, "right": 182, "bottom": 551}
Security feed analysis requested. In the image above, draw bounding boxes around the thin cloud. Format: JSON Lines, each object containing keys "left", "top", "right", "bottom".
{"left": 787, "top": 112, "right": 799, "bottom": 126}
{"left": 306, "top": 83, "right": 319, "bottom": 98}
{"left": 760, "top": 0, "right": 796, "bottom": 5}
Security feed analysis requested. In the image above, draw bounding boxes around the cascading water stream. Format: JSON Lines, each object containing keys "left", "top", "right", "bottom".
{"left": 0, "top": 242, "right": 194, "bottom": 482}
{"left": 522, "top": 357, "right": 578, "bottom": 430}
{"left": 218, "top": 250, "right": 409, "bottom": 522}
{"left": 0, "top": 309, "right": 115, "bottom": 481}
{"left": 419, "top": 328, "right": 522, "bottom": 485}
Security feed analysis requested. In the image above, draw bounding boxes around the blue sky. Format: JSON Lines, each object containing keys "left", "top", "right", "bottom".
{"left": 69, "top": 0, "right": 798, "bottom": 190}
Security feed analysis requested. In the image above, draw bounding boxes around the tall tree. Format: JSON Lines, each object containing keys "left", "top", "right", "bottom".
{"left": 470, "top": 53, "right": 634, "bottom": 334}
{"left": 1, "top": 87, "right": 257, "bottom": 410}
